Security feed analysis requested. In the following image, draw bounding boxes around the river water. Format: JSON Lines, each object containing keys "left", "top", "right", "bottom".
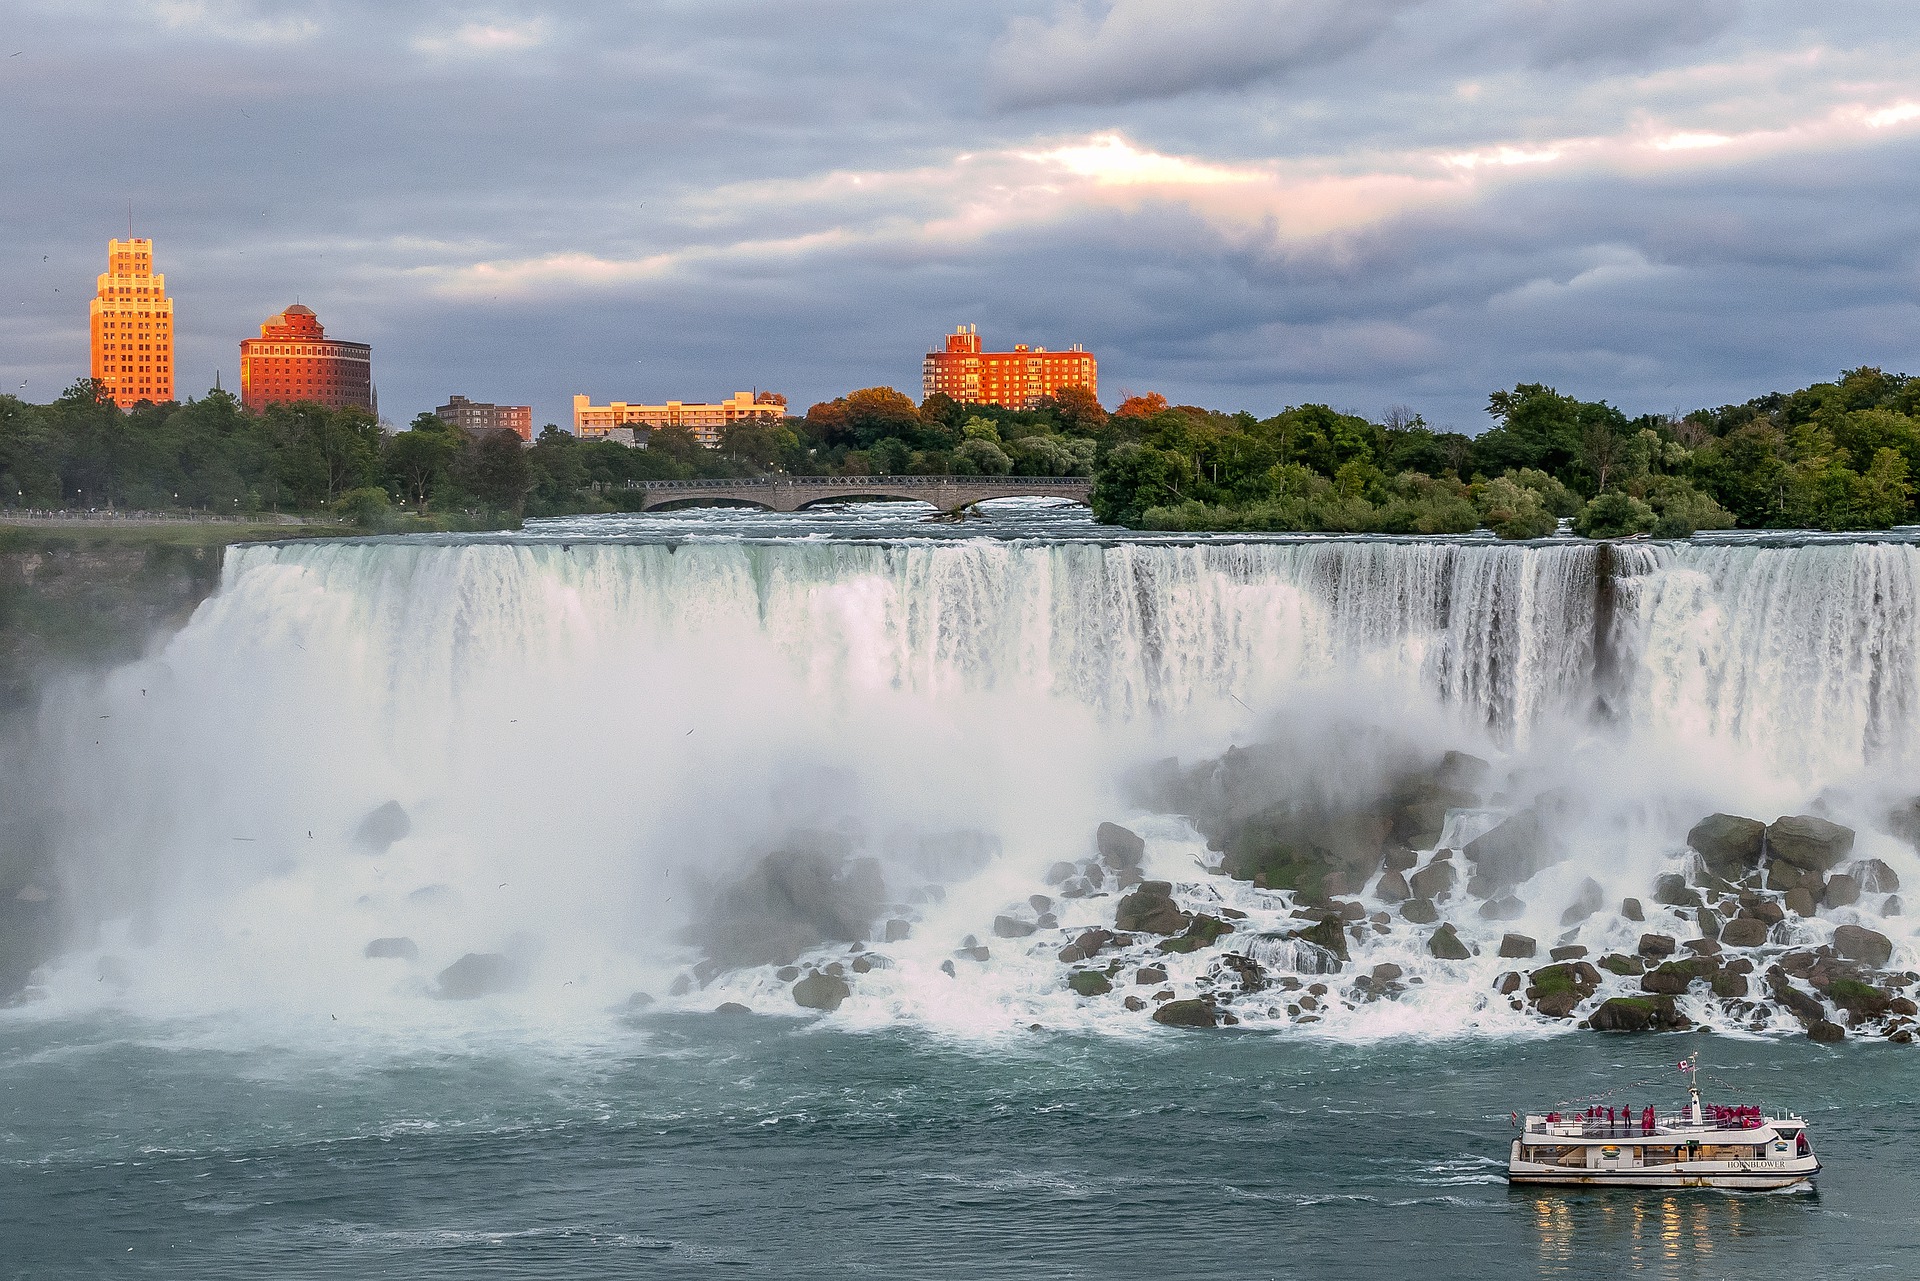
{"left": 4, "top": 500, "right": 1917, "bottom": 1276}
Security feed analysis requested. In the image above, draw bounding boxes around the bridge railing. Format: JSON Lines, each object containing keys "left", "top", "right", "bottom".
{"left": 625, "top": 475, "right": 1092, "bottom": 491}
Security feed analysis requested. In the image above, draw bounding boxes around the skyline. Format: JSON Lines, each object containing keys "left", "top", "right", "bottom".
{"left": 2, "top": 2, "right": 1917, "bottom": 433}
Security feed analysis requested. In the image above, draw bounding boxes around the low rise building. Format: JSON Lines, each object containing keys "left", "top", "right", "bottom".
{"left": 436, "top": 395, "right": 533, "bottom": 441}
{"left": 239, "top": 305, "right": 374, "bottom": 413}
{"left": 572, "top": 391, "right": 784, "bottom": 447}
{"left": 922, "top": 324, "right": 1097, "bottom": 410}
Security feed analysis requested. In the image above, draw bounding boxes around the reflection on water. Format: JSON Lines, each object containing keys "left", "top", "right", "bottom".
{"left": 1526, "top": 1190, "right": 1809, "bottom": 1275}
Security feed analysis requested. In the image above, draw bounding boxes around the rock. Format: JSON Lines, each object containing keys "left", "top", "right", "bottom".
{"left": 1852, "top": 858, "right": 1901, "bottom": 894}
{"left": 1621, "top": 897, "right": 1644, "bottom": 922}
{"left": 1600, "top": 953, "right": 1644, "bottom": 976}
{"left": 1825, "top": 874, "right": 1861, "bottom": 909}
{"left": 353, "top": 800, "right": 412, "bottom": 853}
{"left": 1684, "top": 937, "right": 1721, "bottom": 956}
{"left": 940, "top": 960, "right": 956, "bottom": 977}
{"left": 1549, "top": 945, "right": 1588, "bottom": 961}
{"left": 1590, "top": 995, "right": 1689, "bottom": 1032}
{"left": 1784, "top": 888, "right": 1817, "bottom": 918}
{"left": 1766, "top": 861, "right": 1820, "bottom": 894}
{"left": 1114, "top": 882, "right": 1188, "bottom": 935}
{"left": 1096, "top": 822, "right": 1146, "bottom": 870}
{"left": 1653, "top": 873, "right": 1700, "bottom": 908}
{"left": 1464, "top": 809, "right": 1562, "bottom": 890}
{"left": 1383, "top": 847, "right": 1420, "bottom": 873}
{"left": 1158, "top": 914, "right": 1234, "bottom": 954}
{"left": 1499, "top": 933, "right": 1537, "bottom": 959}
{"left": 1766, "top": 815, "right": 1855, "bottom": 872}
{"left": 1400, "top": 898, "right": 1439, "bottom": 924}
{"left": 993, "top": 915, "right": 1038, "bottom": 939}
{"left": 1375, "top": 869, "right": 1411, "bottom": 902}
{"left": 1560, "top": 878, "right": 1605, "bottom": 926}
{"left": 884, "top": 919, "right": 912, "bottom": 943}
{"left": 1028, "top": 894, "right": 1053, "bottom": 915}
{"left": 670, "top": 974, "right": 693, "bottom": 997}
{"left": 1719, "top": 918, "right": 1768, "bottom": 948}
{"left": 363, "top": 937, "right": 419, "bottom": 961}
{"left": 1807, "top": 1019, "right": 1846, "bottom": 1043}
{"left": 792, "top": 972, "right": 851, "bottom": 1011}
{"left": 1496, "top": 971, "right": 1523, "bottom": 995}
{"left": 1741, "top": 896, "right": 1786, "bottom": 926}
{"left": 1641, "top": 964, "right": 1694, "bottom": 996}
{"left": 1044, "top": 861, "right": 1076, "bottom": 885}
{"left": 1638, "top": 934, "right": 1676, "bottom": 958}
{"left": 691, "top": 841, "right": 889, "bottom": 968}
{"left": 1058, "top": 877, "right": 1092, "bottom": 899}
{"left": 1290, "top": 914, "right": 1350, "bottom": 964}
{"left": 1218, "top": 954, "right": 1269, "bottom": 992}
{"left": 434, "top": 952, "right": 519, "bottom": 1000}
{"left": 1135, "top": 965, "right": 1168, "bottom": 985}
{"left": 618, "top": 992, "right": 655, "bottom": 1012}
{"left": 1428, "top": 923, "right": 1472, "bottom": 961}
{"left": 1479, "top": 895, "right": 1525, "bottom": 921}
{"left": 1059, "top": 928, "right": 1116, "bottom": 963}
{"left": 1885, "top": 895, "right": 1905, "bottom": 917}
{"left": 1151, "top": 998, "right": 1218, "bottom": 1028}
{"left": 1408, "top": 861, "right": 1456, "bottom": 902}
{"left": 1687, "top": 813, "right": 1766, "bottom": 877}
{"left": 1067, "top": 971, "right": 1113, "bottom": 997}
{"left": 715, "top": 1002, "right": 753, "bottom": 1016}
{"left": 1834, "top": 924, "right": 1894, "bottom": 968}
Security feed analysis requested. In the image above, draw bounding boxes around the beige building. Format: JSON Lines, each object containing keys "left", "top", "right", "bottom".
{"left": 89, "top": 238, "right": 175, "bottom": 408}
{"left": 572, "top": 392, "right": 784, "bottom": 447}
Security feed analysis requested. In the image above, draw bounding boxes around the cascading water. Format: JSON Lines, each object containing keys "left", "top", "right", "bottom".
{"left": 8, "top": 522, "right": 1917, "bottom": 1044}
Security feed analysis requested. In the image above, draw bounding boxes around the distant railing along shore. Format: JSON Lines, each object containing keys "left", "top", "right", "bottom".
{"left": 0, "top": 509, "right": 343, "bottom": 526}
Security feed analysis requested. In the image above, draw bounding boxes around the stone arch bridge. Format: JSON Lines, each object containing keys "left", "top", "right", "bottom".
{"left": 623, "top": 475, "right": 1092, "bottom": 514}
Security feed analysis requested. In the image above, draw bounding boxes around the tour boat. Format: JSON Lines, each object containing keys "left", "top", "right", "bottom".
{"left": 1506, "top": 1055, "right": 1819, "bottom": 1190}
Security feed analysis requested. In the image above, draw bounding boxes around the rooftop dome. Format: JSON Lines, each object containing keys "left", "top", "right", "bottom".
{"left": 283, "top": 304, "right": 315, "bottom": 316}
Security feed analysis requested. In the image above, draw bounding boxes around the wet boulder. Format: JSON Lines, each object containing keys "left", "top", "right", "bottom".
{"left": 1719, "top": 917, "right": 1769, "bottom": 949}
{"left": 353, "top": 801, "right": 412, "bottom": 853}
{"left": 1808, "top": 1019, "right": 1846, "bottom": 1043}
{"left": 1499, "top": 933, "right": 1538, "bottom": 959}
{"left": 1784, "top": 888, "right": 1817, "bottom": 918}
{"left": 1589, "top": 995, "right": 1689, "bottom": 1032}
{"left": 363, "top": 937, "right": 419, "bottom": 961}
{"left": 1825, "top": 874, "right": 1861, "bottom": 910}
{"left": 1765, "top": 861, "right": 1821, "bottom": 894}
{"left": 1135, "top": 965, "right": 1169, "bottom": 985}
{"left": 1463, "top": 809, "right": 1562, "bottom": 891}
{"left": 1289, "top": 914, "right": 1350, "bottom": 964}
{"left": 1408, "top": 860, "right": 1456, "bottom": 903}
{"left": 434, "top": 952, "right": 520, "bottom": 1000}
{"left": 1653, "top": 873, "right": 1700, "bottom": 908}
{"left": 1096, "top": 822, "right": 1146, "bottom": 871}
{"left": 1852, "top": 858, "right": 1901, "bottom": 894}
{"left": 1151, "top": 998, "right": 1218, "bottom": 1029}
{"left": 1526, "top": 962, "right": 1599, "bottom": 1018}
{"left": 1833, "top": 924, "right": 1894, "bottom": 969}
{"left": 1621, "top": 897, "right": 1645, "bottom": 922}
{"left": 1427, "top": 923, "right": 1472, "bottom": 961}
{"left": 1478, "top": 895, "right": 1525, "bottom": 921}
{"left": 1638, "top": 933, "right": 1676, "bottom": 958}
{"left": 1044, "top": 861, "right": 1076, "bottom": 886}
{"left": 1766, "top": 815, "right": 1855, "bottom": 872}
{"left": 1059, "top": 928, "right": 1116, "bottom": 963}
{"left": 1559, "top": 878, "right": 1605, "bottom": 926}
{"left": 1686, "top": 814, "right": 1765, "bottom": 878}
{"left": 1066, "top": 971, "right": 1113, "bottom": 997}
{"left": 1400, "top": 898, "right": 1439, "bottom": 925}
{"left": 1158, "top": 914, "right": 1234, "bottom": 955}
{"left": 1115, "top": 882, "right": 1188, "bottom": 935}
{"left": 1374, "top": 869, "right": 1411, "bottom": 903}
{"left": 715, "top": 1002, "right": 753, "bottom": 1016}
{"left": 993, "top": 914, "right": 1038, "bottom": 939}
{"left": 793, "top": 971, "right": 851, "bottom": 1012}
{"left": 690, "top": 839, "right": 889, "bottom": 968}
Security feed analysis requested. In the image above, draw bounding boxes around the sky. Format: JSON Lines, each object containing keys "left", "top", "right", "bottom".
{"left": 1, "top": 0, "right": 1917, "bottom": 434}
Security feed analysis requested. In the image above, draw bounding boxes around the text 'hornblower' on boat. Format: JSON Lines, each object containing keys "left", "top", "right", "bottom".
{"left": 1506, "top": 1054, "right": 1819, "bottom": 1189}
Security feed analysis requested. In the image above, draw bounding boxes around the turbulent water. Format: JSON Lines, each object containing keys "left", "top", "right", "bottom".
{"left": 4, "top": 501, "right": 1918, "bottom": 1275}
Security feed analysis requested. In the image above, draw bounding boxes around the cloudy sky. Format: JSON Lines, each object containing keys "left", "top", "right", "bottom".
{"left": 2, "top": 0, "right": 1917, "bottom": 432}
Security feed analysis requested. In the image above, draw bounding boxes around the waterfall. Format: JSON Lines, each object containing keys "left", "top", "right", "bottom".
{"left": 10, "top": 533, "right": 1918, "bottom": 1039}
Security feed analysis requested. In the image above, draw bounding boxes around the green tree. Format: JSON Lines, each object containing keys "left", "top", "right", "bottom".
{"left": 385, "top": 413, "right": 461, "bottom": 510}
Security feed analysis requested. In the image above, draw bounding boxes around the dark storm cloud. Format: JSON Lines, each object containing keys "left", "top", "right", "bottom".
{"left": 1, "top": 0, "right": 1916, "bottom": 432}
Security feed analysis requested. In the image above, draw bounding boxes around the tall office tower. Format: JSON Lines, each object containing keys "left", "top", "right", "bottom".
{"left": 89, "top": 238, "right": 176, "bottom": 408}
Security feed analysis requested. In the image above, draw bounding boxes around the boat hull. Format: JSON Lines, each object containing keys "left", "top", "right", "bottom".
{"left": 1508, "top": 1166, "right": 1818, "bottom": 1191}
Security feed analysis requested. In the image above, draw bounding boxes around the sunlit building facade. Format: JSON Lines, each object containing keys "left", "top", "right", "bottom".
{"left": 437, "top": 395, "right": 533, "bottom": 442}
{"left": 239, "top": 305, "right": 374, "bottom": 413}
{"left": 572, "top": 392, "right": 784, "bottom": 447}
{"left": 89, "top": 238, "right": 175, "bottom": 408}
{"left": 922, "top": 325, "right": 1097, "bottom": 410}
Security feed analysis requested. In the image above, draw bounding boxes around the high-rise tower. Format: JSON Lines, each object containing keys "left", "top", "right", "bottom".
{"left": 89, "top": 238, "right": 175, "bottom": 407}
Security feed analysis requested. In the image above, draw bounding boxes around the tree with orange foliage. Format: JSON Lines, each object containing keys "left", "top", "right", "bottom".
{"left": 1114, "top": 392, "right": 1169, "bottom": 419}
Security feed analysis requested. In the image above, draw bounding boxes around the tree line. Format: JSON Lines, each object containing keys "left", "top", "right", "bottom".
{"left": 4, "top": 370, "right": 1914, "bottom": 535}
{"left": 1088, "top": 369, "right": 1920, "bottom": 537}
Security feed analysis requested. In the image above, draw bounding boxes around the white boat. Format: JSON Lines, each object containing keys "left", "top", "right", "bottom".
{"left": 1506, "top": 1055, "right": 1819, "bottom": 1190}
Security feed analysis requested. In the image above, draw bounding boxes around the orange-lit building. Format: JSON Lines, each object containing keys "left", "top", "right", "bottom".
{"left": 89, "top": 238, "right": 175, "bottom": 408}
{"left": 922, "top": 325, "right": 1097, "bottom": 409}
{"left": 239, "top": 305, "right": 374, "bottom": 413}
{"left": 436, "top": 395, "right": 532, "bottom": 442}
{"left": 572, "top": 391, "right": 784, "bottom": 447}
